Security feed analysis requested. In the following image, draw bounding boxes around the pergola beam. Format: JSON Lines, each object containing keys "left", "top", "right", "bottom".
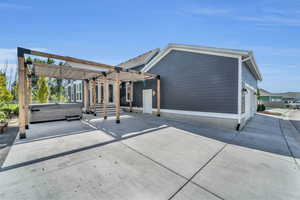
{"left": 18, "top": 47, "right": 114, "bottom": 70}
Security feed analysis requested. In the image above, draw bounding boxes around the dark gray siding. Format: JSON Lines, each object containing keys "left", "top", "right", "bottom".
{"left": 122, "top": 50, "right": 239, "bottom": 114}
{"left": 121, "top": 80, "right": 157, "bottom": 108}
{"left": 242, "top": 62, "right": 257, "bottom": 89}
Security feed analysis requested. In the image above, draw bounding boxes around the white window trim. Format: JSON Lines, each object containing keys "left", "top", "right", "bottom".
{"left": 76, "top": 82, "right": 82, "bottom": 102}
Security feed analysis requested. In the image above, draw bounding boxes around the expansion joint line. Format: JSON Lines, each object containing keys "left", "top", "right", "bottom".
{"left": 278, "top": 119, "right": 300, "bottom": 169}
{"left": 167, "top": 144, "right": 228, "bottom": 200}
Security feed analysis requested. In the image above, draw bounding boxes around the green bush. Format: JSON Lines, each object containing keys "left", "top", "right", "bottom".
{"left": 0, "top": 111, "right": 7, "bottom": 123}
{"left": 0, "top": 104, "right": 19, "bottom": 118}
{"left": 257, "top": 104, "right": 266, "bottom": 112}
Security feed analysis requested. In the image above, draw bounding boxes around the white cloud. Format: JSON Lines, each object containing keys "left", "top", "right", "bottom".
{"left": 190, "top": 8, "right": 231, "bottom": 16}
{"left": 0, "top": 48, "right": 17, "bottom": 64}
{"left": 0, "top": 47, "right": 48, "bottom": 64}
{"left": 179, "top": 5, "right": 300, "bottom": 27}
{"left": 238, "top": 15, "right": 300, "bottom": 27}
{"left": 0, "top": 3, "right": 31, "bottom": 10}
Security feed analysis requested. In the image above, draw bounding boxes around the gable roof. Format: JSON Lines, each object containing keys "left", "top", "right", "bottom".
{"left": 141, "top": 43, "right": 262, "bottom": 81}
{"left": 117, "top": 48, "right": 160, "bottom": 69}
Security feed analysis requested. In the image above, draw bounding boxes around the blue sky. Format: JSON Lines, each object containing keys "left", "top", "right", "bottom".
{"left": 0, "top": 0, "right": 299, "bottom": 92}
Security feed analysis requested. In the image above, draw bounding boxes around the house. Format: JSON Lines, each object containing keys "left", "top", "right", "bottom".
{"left": 65, "top": 44, "right": 262, "bottom": 130}
{"left": 119, "top": 44, "right": 262, "bottom": 130}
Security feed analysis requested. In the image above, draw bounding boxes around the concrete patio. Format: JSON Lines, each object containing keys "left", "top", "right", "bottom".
{"left": 0, "top": 113, "right": 300, "bottom": 200}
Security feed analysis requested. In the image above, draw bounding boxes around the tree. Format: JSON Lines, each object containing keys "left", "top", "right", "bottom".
{"left": 0, "top": 72, "right": 13, "bottom": 103}
{"left": 37, "top": 76, "right": 49, "bottom": 103}
{"left": 10, "top": 80, "right": 18, "bottom": 101}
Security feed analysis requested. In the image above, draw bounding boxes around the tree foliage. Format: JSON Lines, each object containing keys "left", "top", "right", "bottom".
{"left": 0, "top": 72, "right": 13, "bottom": 103}
{"left": 37, "top": 76, "right": 49, "bottom": 103}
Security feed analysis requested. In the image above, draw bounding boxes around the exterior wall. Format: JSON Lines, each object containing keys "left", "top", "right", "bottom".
{"left": 241, "top": 62, "right": 258, "bottom": 114}
{"left": 121, "top": 50, "right": 239, "bottom": 114}
{"left": 242, "top": 62, "right": 258, "bottom": 89}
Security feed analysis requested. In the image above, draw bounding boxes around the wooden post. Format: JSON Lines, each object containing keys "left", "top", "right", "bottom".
{"left": 103, "top": 73, "right": 108, "bottom": 119}
{"left": 28, "top": 74, "right": 32, "bottom": 104}
{"left": 129, "top": 81, "right": 133, "bottom": 112}
{"left": 24, "top": 70, "right": 29, "bottom": 129}
{"left": 157, "top": 75, "right": 160, "bottom": 117}
{"left": 92, "top": 78, "right": 97, "bottom": 116}
{"left": 115, "top": 70, "right": 121, "bottom": 123}
{"left": 18, "top": 55, "right": 26, "bottom": 139}
{"left": 83, "top": 79, "right": 89, "bottom": 113}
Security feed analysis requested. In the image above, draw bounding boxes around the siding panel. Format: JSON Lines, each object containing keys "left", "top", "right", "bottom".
{"left": 122, "top": 50, "right": 239, "bottom": 114}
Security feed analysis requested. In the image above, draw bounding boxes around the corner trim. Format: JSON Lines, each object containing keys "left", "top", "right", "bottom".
{"left": 238, "top": 56, "right": 242, "bottom": 123}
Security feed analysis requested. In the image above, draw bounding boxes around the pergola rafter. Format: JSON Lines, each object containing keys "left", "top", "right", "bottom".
{"left": 17, "top": 47, "right": 161, "bottom": 139}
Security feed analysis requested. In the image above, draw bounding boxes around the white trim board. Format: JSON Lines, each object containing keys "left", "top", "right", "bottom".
{"left": 121, "top": 106, "right": 239, "bottom": 119}
{"left": 238, "top": 56, "right": 242, "bottom": 123}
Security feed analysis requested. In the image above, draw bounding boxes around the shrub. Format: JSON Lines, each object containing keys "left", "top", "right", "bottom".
{"left": 257, "top": 104, "right": 266, "bottom": 112}
{"left": 0, "top": 111, "right": 7, "bottom": 123}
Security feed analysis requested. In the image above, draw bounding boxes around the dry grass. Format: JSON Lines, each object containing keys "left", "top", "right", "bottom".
{"left": 260, "top": 111, "right": 282, "bottom": 116}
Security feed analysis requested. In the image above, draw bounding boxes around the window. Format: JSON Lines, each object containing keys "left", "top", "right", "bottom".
{"left": 126, "top": 82, "right": 133, "bottom": 102}
{"left": 76, "top": 82, "right": 82, "bottom": 102}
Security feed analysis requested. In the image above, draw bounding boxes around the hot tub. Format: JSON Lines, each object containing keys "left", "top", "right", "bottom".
{"left": 29, "top": 103, "right": 83, "bottom": 123}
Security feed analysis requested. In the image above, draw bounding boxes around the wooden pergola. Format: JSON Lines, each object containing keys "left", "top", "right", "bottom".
{"left": 17, "top": 47, "right": 160, "bottom": 139}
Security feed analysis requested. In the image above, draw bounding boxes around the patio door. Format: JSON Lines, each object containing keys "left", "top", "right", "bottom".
{"left": 143, "top": 89, "right": 152, "bottom": 114}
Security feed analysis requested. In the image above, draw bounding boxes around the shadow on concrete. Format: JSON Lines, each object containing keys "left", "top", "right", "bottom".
{"left": 0, "top": 125, "right": 18, "bottom": 168}
{"left": 1, "top": 112, "right": 298, "bottom": 172}
{"left": 14, "top": 119, "right": 95, "bottom": 145}
{"left": 0, "top": 121, "right": 168, "bottom": 172}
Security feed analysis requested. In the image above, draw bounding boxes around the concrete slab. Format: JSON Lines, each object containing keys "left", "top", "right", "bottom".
{"left": 3, "top": 130, "right": 113, "bottom": 168}
{"left": 0, "top": 138, "right": 186, "bottom": 200}
{"left": 19, "top": 120, "right": 95, "bottom": 143}
{"left": 123, "top": 126, "right": 226, "bottom": 178}
{"left": 192, "top": 145, "right": 300, "bottom": 200}
{"left": 172, "top": 182, "right": 221, "bottom": 200}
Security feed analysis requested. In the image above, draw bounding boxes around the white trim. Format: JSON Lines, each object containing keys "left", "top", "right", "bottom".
{"left": 244, "top": 82, "right": 256, "bottom": 91}
{"left": 238, "top": 56, "right": 242, "bottom": 123}
{"left": 142, "top": 46, "right": 241, "bottom": 72}
{"left": 121, "top": 106, "right": 239, "bottom": 119}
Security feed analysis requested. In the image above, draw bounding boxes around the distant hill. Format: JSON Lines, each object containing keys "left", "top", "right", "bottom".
{"left": 259, "top": 89, "right": 300, "bottom": 99}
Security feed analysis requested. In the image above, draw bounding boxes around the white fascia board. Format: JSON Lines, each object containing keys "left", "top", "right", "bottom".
{"left": 142, "top": 46, "right": 242, "bottom": 73}
{"left": 121, "top": 106, "right": 239, "bottom": 119}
